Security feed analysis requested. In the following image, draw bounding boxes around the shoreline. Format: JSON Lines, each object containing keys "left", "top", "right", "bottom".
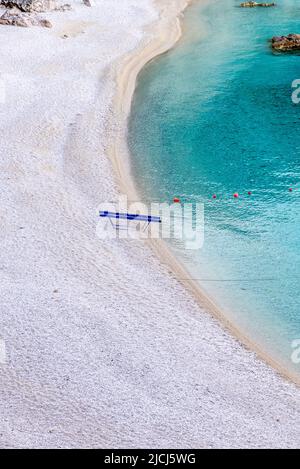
{"left": 109, "top": 0, "right": 300, "bottom": 387}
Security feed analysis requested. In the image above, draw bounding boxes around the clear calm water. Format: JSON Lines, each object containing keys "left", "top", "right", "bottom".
{"left": 128, "top": 0, "right": 300, "bottom": 377}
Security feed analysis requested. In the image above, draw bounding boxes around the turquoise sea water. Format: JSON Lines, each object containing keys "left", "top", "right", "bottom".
{"left": 128, "top": 0, "right": 300, "bottom": 377}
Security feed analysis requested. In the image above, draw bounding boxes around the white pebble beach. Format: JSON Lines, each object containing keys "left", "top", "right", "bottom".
{"left": 0, "top": 0, "right": 299, "bottom": 449}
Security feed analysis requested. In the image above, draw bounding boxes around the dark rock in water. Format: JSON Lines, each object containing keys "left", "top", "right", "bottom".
{"left": 0, "top": 0, "right": 55, "bottom": 12}
{"left": 240, "top": 1, "right": 276, "bottom": 6}
{"left": 0, "top": 9, "right": 52, "bottom": 27}
{"left": 272, "top": 34, "right": 300, "bottom": 51}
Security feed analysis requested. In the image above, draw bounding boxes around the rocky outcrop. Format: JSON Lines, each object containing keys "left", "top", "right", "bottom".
{"left": 0, "top": 0, "right": 55, "bottom": 12}
{"left": 0, "top": 9, "right": 51, "bottom": 26}
{"left": 54, "top": 3, "right": 71, "bottom": 11}
{"left": 0, "top": 0, "right": 71, "bottom": 29}
{"left": 272, "top": 34, "right": 300, "bottom": 51}
{"left": 240, "top": 2, "right": 275, "bottom": 6}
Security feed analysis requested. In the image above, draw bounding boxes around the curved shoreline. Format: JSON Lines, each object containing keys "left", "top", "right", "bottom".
{"left": 108, "top": 0, "right": 300, "bottom": 386}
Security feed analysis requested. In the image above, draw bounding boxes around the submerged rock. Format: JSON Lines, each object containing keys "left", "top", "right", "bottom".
{"left": 272, "top": 34, "right": 300, "bottom": 51}
{"left": 0, "top": 9, "right": 52, "bottom": 27}
{"left": 0, "top": 0, "right": 55, "bottom": 12}
{"left": 240, "top": 2, "right": 276, "bottom": 6}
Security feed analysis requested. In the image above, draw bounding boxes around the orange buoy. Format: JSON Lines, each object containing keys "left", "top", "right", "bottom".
{"left": 173, "top": 197, "right": 180, "bottom": 203}
{"left": 212, "top": 194, "right": 217, "bottom": 199}
{"left": 233, "top": 192, "right": 239, "bottom": 199}
{"left": 289, "top": 188, "right": 293, "bottom": 192}
{"left": 248, "top": 191, "right": 252, "bottom": 196}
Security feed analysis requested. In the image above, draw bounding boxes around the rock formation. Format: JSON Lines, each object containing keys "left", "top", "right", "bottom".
{"left": 240, "top": 2, "right": 276, "bottom": 7}
{"left": 0, "top": 9, "right": 51, "bottom": 26}
{"left": 0, "top": 0, "right": 71, "bottom": 28}
{"left": 0, "top": 0, "right": 55, "bottom": 12}
{"left": 272, "top": 34, "right": 300, "bottom": 51}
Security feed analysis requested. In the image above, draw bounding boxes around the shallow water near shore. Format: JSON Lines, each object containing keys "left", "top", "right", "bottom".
{"left": 128, "top": 0, "right": 300, "bottom": 377}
